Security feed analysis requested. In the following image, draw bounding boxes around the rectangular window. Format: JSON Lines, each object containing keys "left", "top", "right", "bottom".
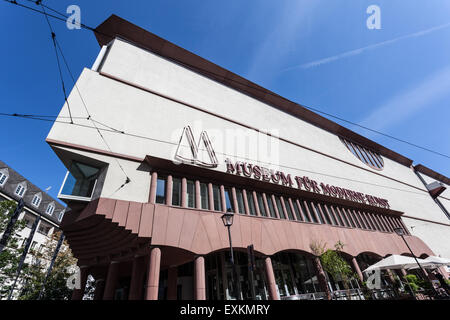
{"left": 284, "top": 198, "right": 295, "bottom": 220}
{"left": 155, "top": 176, "right": 166, "bottom": 204}
{"left": 256, "top": 193, "right": 267, "bottom": 217}
{"left": 0, "top": 173, "right": 7, "bottom": 186}
{"left": 266, "top": 196, "right": 277, "bottom": 218}
{"left": 172, "top": 178, "right": 182, "bottom": 206}
{"left": 292, "top": 200, "right": 303, "bottom": 221}
{"left": 274, "top": 196, "right": 286, "bottom": 219}
{"left": 186, "top": 180, "right": 196, "bottom": 208}
{"left": 318, "top": 204, "right": 331, "bottom": 224}
{"left": 246, "top": 191, "right": 256, "bottom": 216}
{"left": 235, "top": 189, "right": 245, "bottom": 214}
{"left": 200, "top": 183, "right": 209, "bottom": 210}
{"left": 323, "top": 205, "right": 336, "bottom": 225}
{"left": 59, "top": 161, "right": 100, "bottom": 200}
{"left": 212, "top": 185, "right": 222, "bottom": 211}
{"left": 306, "top": 202, "right": 318, "bottom": 223}
{"left": 299, "top": 201, "right": 311, "bottom": 222}
{"left": 224, "top": 187, "right": 234, "bottom": 212}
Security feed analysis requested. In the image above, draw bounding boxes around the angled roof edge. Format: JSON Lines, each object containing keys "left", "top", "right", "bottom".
{"left": 94, "top": 14, "right": 413, "bottom": 167}
{"left": 414, "top": 164, "right": 450, "bottom": 185}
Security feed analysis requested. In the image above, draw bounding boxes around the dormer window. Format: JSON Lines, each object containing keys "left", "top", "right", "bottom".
{"left": 46, "top": 202, "right": 55, "bottom": 215}
{"left": 0, "top": 170, "right": 8, "bottom": 187}
{"left": 340, "top": 137, "right": 384, "bottom": 170}
{"left": 58, "top": 210, "right": 65, "bottom": 222}
{"left": 15, "top": 182, "right": 27, "bottom": 197}
{"left": 32, "top": 193, "right": 42, "bottom": 208}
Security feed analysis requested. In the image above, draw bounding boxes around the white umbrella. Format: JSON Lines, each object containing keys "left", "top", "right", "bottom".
{"left": 362, "top": 255, "right": 430, "bottom": 273}
{"left": 407, "top": 256, "right": 450, "bottom": 270}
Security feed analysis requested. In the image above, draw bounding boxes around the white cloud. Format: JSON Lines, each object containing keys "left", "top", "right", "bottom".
{"left": 285, "top": 22, "right": 450, "bottom": 70}
{"left": 358, "top": 65, "right": 450, "bottom": 132}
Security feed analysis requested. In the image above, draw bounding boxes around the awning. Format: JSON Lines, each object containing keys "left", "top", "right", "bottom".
{"left": 362, "top": 255, "right": 430, "bottom": 273}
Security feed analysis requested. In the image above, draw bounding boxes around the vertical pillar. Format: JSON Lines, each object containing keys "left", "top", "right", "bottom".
{"left": 220, "top": 252, "right": 229, "bottom": 299}
{"left": 149, "top": 172, "right": 158, "bottom": 204}
{"left": 181, "top": 178, "right": 187, "bottom": 208}
{"left": 242, "top": 189, "right": 250, "bottom": 215}
{"left": 166, "top": 175, "right": 173, "bottom": 206}
{"left": 288, "top": 198, "right": 297, "bottom": 221}
{"left": 93, "top": 279, "right": 105, "bottom": 300}
{"left": 262, "top": 194, "right": 271, "bottom": 218}
{"left": 195, "top": 180, "right": 201, "bottom": 209}
{"left": 253, "top": 191, "right": 261, "bottom": 217}
{"left": 220, "top": 185, "right": 227, "bottom": 213}
{"left": 167, "top": 266, "right": 178, "bottom": 300}
{"left": 271, "top": 195, "right": 280, "bottom": 219}
{"left": 129, "top": 256, "right": 145, "bottom": 300}
{"left": 352, "top": 257, "right": 364, "bottom": 283}
{"left": 145, "top": 247, "right": 161, "bottom": 300}
{"left": 401, "top": 268, "right": 407, "bottom": 276}
{"left": 264, "top": 257, "right": 279, "bottom": 300}
{"left": 71, "top": 265, "right": 89, "bottom": 300}
{"left": 208, "top": 183, "right": 214, "bottom": 211}
{"left": 231, "top": 187, "right": 239, "bottom": 213}
{"left": 103, "top": 261, "right": 120, "bottom": 300}
{"left": 194, "top": 256, "right": 206, "bottom": 300}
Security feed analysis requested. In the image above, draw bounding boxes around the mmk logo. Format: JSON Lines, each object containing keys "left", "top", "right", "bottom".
{"left": 174, "top": 125, "right": 218, "bottom": 168}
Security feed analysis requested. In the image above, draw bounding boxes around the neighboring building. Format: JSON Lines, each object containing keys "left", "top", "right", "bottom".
{"left": 46, "top": 15, "right": 449, "bottom": 300}
{"left": 0, "top": 160, "right": 66, "bottom": 298}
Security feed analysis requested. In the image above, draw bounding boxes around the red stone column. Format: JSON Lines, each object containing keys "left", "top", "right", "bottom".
{"left": 195, "top": 256, "right": 206, "bottom": 300}
{"left": 167, "top": 266, "right": 178, "bottom": 300}
{"left": 253, "top": 191, "right": 261, "bottom": 216}
{"left": 271, "top": 195, "right": 280, "bottom": 219}
{"left": 103, "top": 261, "right": 120, "bottom": 300}
{"left": 181, "top": 178, "right": 187, "bottom": 208}
{"left": 145, "top": 247, "right": 161, "bottom": 300}
{"left": 149, "top": 172, "right": 158, "bottom": 204}
{"left": 129, "top": 256, "right": 145, "bottom": 300}
{"left": 352, "top": 257, "right": 364, "bottom": 283}
{"left": 401, "top": 268, "right": 407, "bottom": 276}
{"left": 71, "top": 265, "right": 89, "bottom": 300}
{"left": 93, "top": 278, "right": 105, "bottom": 300}
{"left": 262, "top": 194, "right": 271, "bottom": 217}
{"left": 220, "top": 185, "right": 227, "bottom": 213}
{"left": 208, "top": 183, "right": 214, "bottom": 211}
{"left": 231, "top": 187, "right": 239, "bottom": 213}
{"left": 288, "top": 198, "right": 297, "bottom": 221}
{"left": 264, "top": 257, "right": 279, "bottom": 300}
{"left": 242, "top": 189, "right": 250, "bottom": 215}
{"left": 166, "top": 175, "right": 173, "bottom": 205}
{"left": 195, "top": 180, "right": 201, "bottom": 209}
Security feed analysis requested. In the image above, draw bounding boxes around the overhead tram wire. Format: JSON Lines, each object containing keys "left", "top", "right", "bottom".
{"left": 36, "top": 2, "right": 131, "bottom": 187}
{"left": 0, "top": 112, "right": 445, "bottom": 198}
{"left": 3, "top": 0, "right": 450, "bottom": 160}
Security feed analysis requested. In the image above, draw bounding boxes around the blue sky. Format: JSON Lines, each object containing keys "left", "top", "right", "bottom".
{"left": 1, "top": 0, "right": 449, "bottom": 202}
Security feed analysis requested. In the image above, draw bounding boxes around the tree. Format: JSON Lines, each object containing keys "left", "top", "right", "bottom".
{"left": 309, "top": 239, "right": 332, "bottom": 300}
{"left": 19, "top": 231, "right": 77, "bottom": 300}
{"left": 320, "top": 241, "right": 357, "bottom": 294}
{"left": 0, "top": 200, "right": 28, "bottom": 299}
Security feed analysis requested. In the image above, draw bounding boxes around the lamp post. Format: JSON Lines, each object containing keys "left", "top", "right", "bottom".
{"left": 221, "top": 212, "right": 241, "bottom": 300}
{"left": 394, "top": 227, "right": 437, "bottom": 296}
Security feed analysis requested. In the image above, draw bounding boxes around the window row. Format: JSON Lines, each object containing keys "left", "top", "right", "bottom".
{"left": 152, "top": 173, "right": 408, "bottom": 235}
{"left": 340, "top": 137, "right": 384, "bottom": 170}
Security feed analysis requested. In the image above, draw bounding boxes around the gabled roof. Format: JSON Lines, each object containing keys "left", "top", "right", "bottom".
{"left": 94, "top": 14, "right": 414, "bottom": 167}
{"left": 0, "top": 160, "right": 65, "bottom": 225}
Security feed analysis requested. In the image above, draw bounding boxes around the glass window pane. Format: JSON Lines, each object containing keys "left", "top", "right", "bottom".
{"left": 186, "top": 180, "right": 196, "bottom": 208}
{"left": 267, "top": 196, "right": 277, "bottom": 218}
{"left": 256, "top": 193, "right": 267, "bottom": 217}
{"left": 275, "top": 196, "right": 286, "bottom": 219}
{"left": 200, "top": 183, "right": 209, "bottom": 210}
{"left": 306, "top": 202, "right": 318, "bottom": 223}
{"left": 324, "top": 205, "right": 336, "bottom": 225}
{"left": 299, "top": 201, "right": 311, "bottom": 222}
{"left": 235, "top": 189, "right": 245, "bottom": 214}
{"left": 213, "top": 185, "right": 222, "bottom": 211}
{"left": 61, "top": 161, "right": 100, "bottom": 198}
{"left": 292, "top": 201, "right": 303, "bottom": 221}
{"left": 319, "top": 204, "right": 331, "bottom": 224}
{"left": 172, "top": 178, "right": 181, "bottom": 206}
{"left": 224, "top": 188, "right": 233, "bottom": 212}
{"left": 155, "top": 177, "right": 166, "bottom": 204}
{"left": 246, "top": 190, "right": 256, "bottom": 216}
{"left": 284, "top": 198, "right": 294, "bottom": 220}
{"left": 312, "top": 203, "right": 324, "bottom": 224}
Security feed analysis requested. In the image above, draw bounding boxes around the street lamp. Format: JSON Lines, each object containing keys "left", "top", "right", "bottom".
{"left": 394, "top": 227, "right": 437, "bottom": 295}
{"left": 221, "top": 212, "right": 241, "bottom": 300}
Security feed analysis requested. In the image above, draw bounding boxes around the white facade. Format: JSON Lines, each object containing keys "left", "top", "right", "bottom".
{"left": 47, "top": 37, "right": 450, "bottom": 258}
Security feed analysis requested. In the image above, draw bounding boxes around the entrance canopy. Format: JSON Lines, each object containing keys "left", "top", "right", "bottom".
{"left": 407, "top": 256, "right": 450, "bottom": 270}
{"left": 362, "top": 255, "right": 430, "bottom": 273}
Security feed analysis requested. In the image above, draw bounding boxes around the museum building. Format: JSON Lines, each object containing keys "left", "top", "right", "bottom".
{"left": 45, "top": 15, "right": 450, "bottom": 300}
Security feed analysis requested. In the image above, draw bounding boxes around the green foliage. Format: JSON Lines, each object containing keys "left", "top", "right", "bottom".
{"left": 320, "top": 241, "right": 357, "bottom": 290}
{"left": 0, "top": 200, "right": 28, "bottom": 299}
{"left": 19, "top": 231, "right": 77, "bottom": 300}
{"left": 403, "top": 274, "right": 427, "bottom": 292}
